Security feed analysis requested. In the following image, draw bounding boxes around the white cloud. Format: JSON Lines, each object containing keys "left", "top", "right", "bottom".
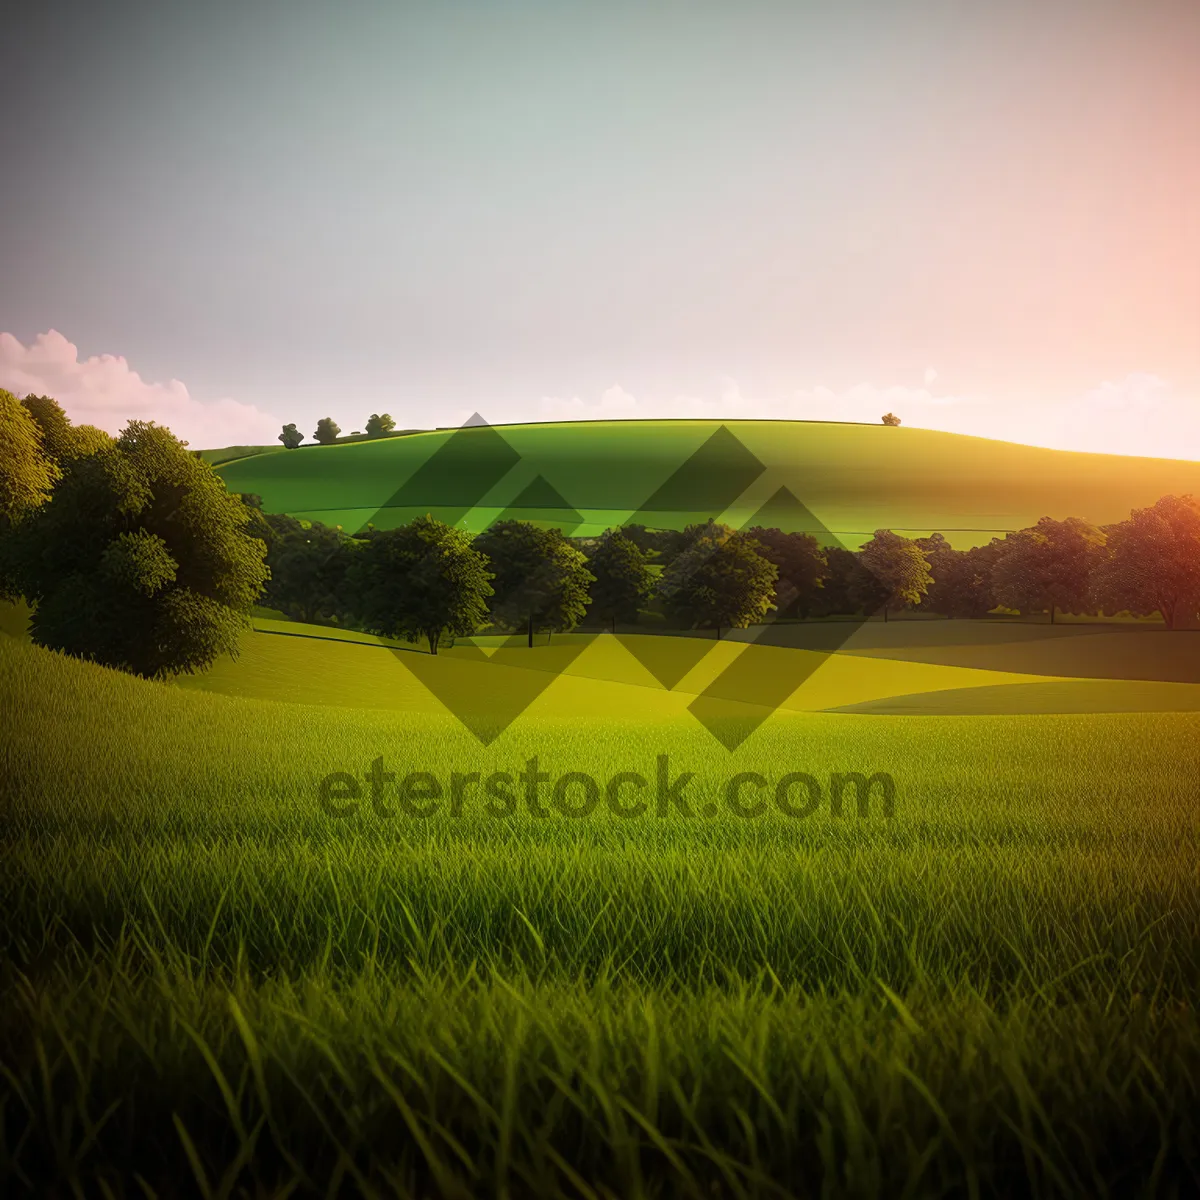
{"left": 538, "top": 385, "right": 643, "bottom": 422}
{"left": 924, "top": 366, "right": 938, "bottom": 386}
{"left": 1031, "top": 372, "right": 1200, "bottom": 460}
{"left": 0, "top": 330, "right": 281, "bottom": 448}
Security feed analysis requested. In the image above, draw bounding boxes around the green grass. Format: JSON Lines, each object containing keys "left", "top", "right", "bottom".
{"left": 3, "top": 631, "right": 1200, "bottom": 1196}
{"left": 175, "top": 619, "right": 1060, "bottom": 717}
{"left": 212, "top": 419, "right": 1200, "bottom": 545}
{"left": 834, "top": 678, "right": 1200, "bottom": 714}
{"left": 198, "top": 444, "right": 288, "bottom": 466}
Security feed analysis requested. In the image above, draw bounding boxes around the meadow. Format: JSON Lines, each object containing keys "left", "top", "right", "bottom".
{"left": 213, "top": 419, "right": 1200, "bottom": 545}
{"left": 3, "top": 607, "right": 1200, "bottom": 1197}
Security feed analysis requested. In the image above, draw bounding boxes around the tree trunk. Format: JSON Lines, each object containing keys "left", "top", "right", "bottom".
{"left": 883, "top": 606, "right": 888, "bottom": 623}
{"left": 612, "top": 615, "right": 616, "bottom": 634}
{"left": 716, "top": 624, "right": 721, "bottom": 640}
{"left": 527, "top": 611, "right": 534, "bottom": 648}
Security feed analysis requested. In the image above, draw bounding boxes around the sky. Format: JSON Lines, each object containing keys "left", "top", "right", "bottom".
{"left": 2, "top": 0, "right": 1198, "bottom": 456}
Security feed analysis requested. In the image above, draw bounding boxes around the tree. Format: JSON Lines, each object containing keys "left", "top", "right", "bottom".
{"left": 621, "top": 523, "right": 691, "bottom": 567}
{"left": 881, "top": 412, "right": 901, "bottom": 427}
{"left": 856, "top": 530, "right": 932, "bottom": 621}
{"left": 0, "top": 389, "right": 59, "bottom": 540}
{"left": 991, "top": 517, "right": 1106, "bottom": 623}
{"left": 18, "top": 393, "right": 111, "bottom": 466}
{"left": 4, "top": 420, "right": 269, "bottom": 678}
{"left": 313, "top": 418, "right": 341, "bottom": 445}
{"left": 365, "top": 413, "right": 396, "bottom": 437}
{"left": 742, "top": 526, "right": 829, "bottom": 619}
{"left": 657, "top": 526, "right": 777, "bottom": 638}
{"left": 352, "top": 516, "right": 492, "bottom": 653}
{"left": 812, "top": 546, "right": 868, "bottom": 617}
{"left": 915, "top": 534, "right": 1002, "bottom": 619}
{"left": 279, "top": 423, "right": 304, "bottom": 449}
{"left": 1091, "top": 495, "right": 1200, "bottom": 630}
{"left": 474, "top": 520, "right": 594, "bottom": 646}
{"left": 587, "top": 529, "right": 654, "bottom": 632}
{"left": 263, "top": 514, "right": 358, "bottom": 625}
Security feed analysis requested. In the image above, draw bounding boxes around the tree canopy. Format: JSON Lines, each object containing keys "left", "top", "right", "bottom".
{"left": 586, "top": 529, "right": 654, "bottom": 631}
{"left": 352, "top": 516, "right": 493, "bottom": 653}
{"left": 313, "top": 418, "right": 341, "bottom": 445}
{"left": 991, "top": 517, "right": 1106, "bottom": 621}
{"left": 657, "top": 525, "right": 777, "bottom": 637}
{"left": 4, "top": 421, "right": 269, "bottom": 677}
{"left": 743, "top": 526, "right": 828, "bottom": 619}
{"left": 263, "top": 514, "right": 357, "bottom": 625}
{"left": 279, "top": 423, "right": 304, "bottom": 449}
{"left": 0, "top": 389, "right": 59, "bottom": 540}
{"left": 915, "top": 534, "right": 1003, "bottom": 619}
{"left": 364, "top": 413, "right": 396, "bottom": 437}
{"left": 856, "top": 530, "right": 932, "bottom": 619}
{"left": 19, "top": 394, "right": 112, "bottom": 465}
{"left": 474, "top": 520, "right": 594, "bottom": 644}
{"left": 1091, "top": 495, "right": 1200, "bottom": 630}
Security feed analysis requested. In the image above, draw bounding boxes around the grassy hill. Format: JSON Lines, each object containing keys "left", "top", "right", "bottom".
{"left": 213, "top": 419, "right": 1200, "bottom": 547}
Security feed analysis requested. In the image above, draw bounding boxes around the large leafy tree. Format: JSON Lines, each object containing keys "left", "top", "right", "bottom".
{"left": 855, "top": 530, "right": 933, "bottom": 621}
{"left": 587, "top": 528, "right": 654, "bottom": 632}
{"left": 20, "top": 394, "right": 112, "bottom": 465}
{"left": 278, "top": 423, "right": 304, "bottom": 449}
{"left": 657, "top": 525, "right": 777, "bottom": 638}
{"left": 352, "top": 516, "right": 493, "bottom": 653}
{"left": 474, "top": 520, "right": 594, "bottom": 646}
{"left": 5, "top": 421, "right": 269, "bottom": 677}
{"left": 1091, "top": 495, "right": 1200, "bottom": 630}
{"left": 742, "top": 526, "right": 829, "bottom": 619}
{"left": 0, "top": 389, "right": 59, "bottom": 540}
{"left": 313, "top": 417, "right": 341, "bottom": 445}
{"left": 991, "top": 516, "right": 1106, "bottom": 622}
{"left": 364, "top": 412, "right": 396, "bottom": 437}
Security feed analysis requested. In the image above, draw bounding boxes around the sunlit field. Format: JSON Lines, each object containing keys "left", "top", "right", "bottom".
{"left": 213, "top": 419, "right": 1200, "bottom": 544}
{"left": 3, "top": 621, "right": 1199, "bottom": 1196}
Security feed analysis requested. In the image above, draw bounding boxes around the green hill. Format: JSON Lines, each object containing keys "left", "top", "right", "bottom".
{"left": 213, "top": 419, "right": 1200, "bottom": 547}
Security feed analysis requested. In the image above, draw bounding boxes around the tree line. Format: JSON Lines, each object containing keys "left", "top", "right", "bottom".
{"left": 3, "top": 390, "right": 1199, "bottom": 684}
{"left": 258, "top": 497, "right": 1200, "bottom": 650}
{"left": 279, "top": 412, "right": 400, "bottom": 448}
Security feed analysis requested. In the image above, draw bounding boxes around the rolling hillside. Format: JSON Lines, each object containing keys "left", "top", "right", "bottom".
{"left": 213, "top": 419, "right": 1200, "bottom": 547}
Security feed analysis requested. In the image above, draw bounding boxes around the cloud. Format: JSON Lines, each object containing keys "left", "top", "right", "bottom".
{"left": 0, "top": 330, "right": 280, "bottom": 448}
{"left": 538, "top": 385, "right": 643, "bottom": 422}
{"left": 1034, "top": 372, "right": 1200, "bottom": 459}
{"left": 924, "top": 366, "right": 938, "bottom": 386}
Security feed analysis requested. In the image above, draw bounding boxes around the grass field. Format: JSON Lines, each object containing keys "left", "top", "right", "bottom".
{"left": 4, "top": 606, "right": 1200, "bottom": 1196}
{"left": 213, "top": 419, "right": 1200, "bottom": 546}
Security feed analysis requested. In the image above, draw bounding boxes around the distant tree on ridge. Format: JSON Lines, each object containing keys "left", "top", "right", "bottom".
{"left": 313, "top": 418, "right": 341, "bottom": 445}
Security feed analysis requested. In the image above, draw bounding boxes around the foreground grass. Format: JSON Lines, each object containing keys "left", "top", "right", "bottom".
{"left": 3, "top": 635, "right": 1199, "bottom": 1196}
